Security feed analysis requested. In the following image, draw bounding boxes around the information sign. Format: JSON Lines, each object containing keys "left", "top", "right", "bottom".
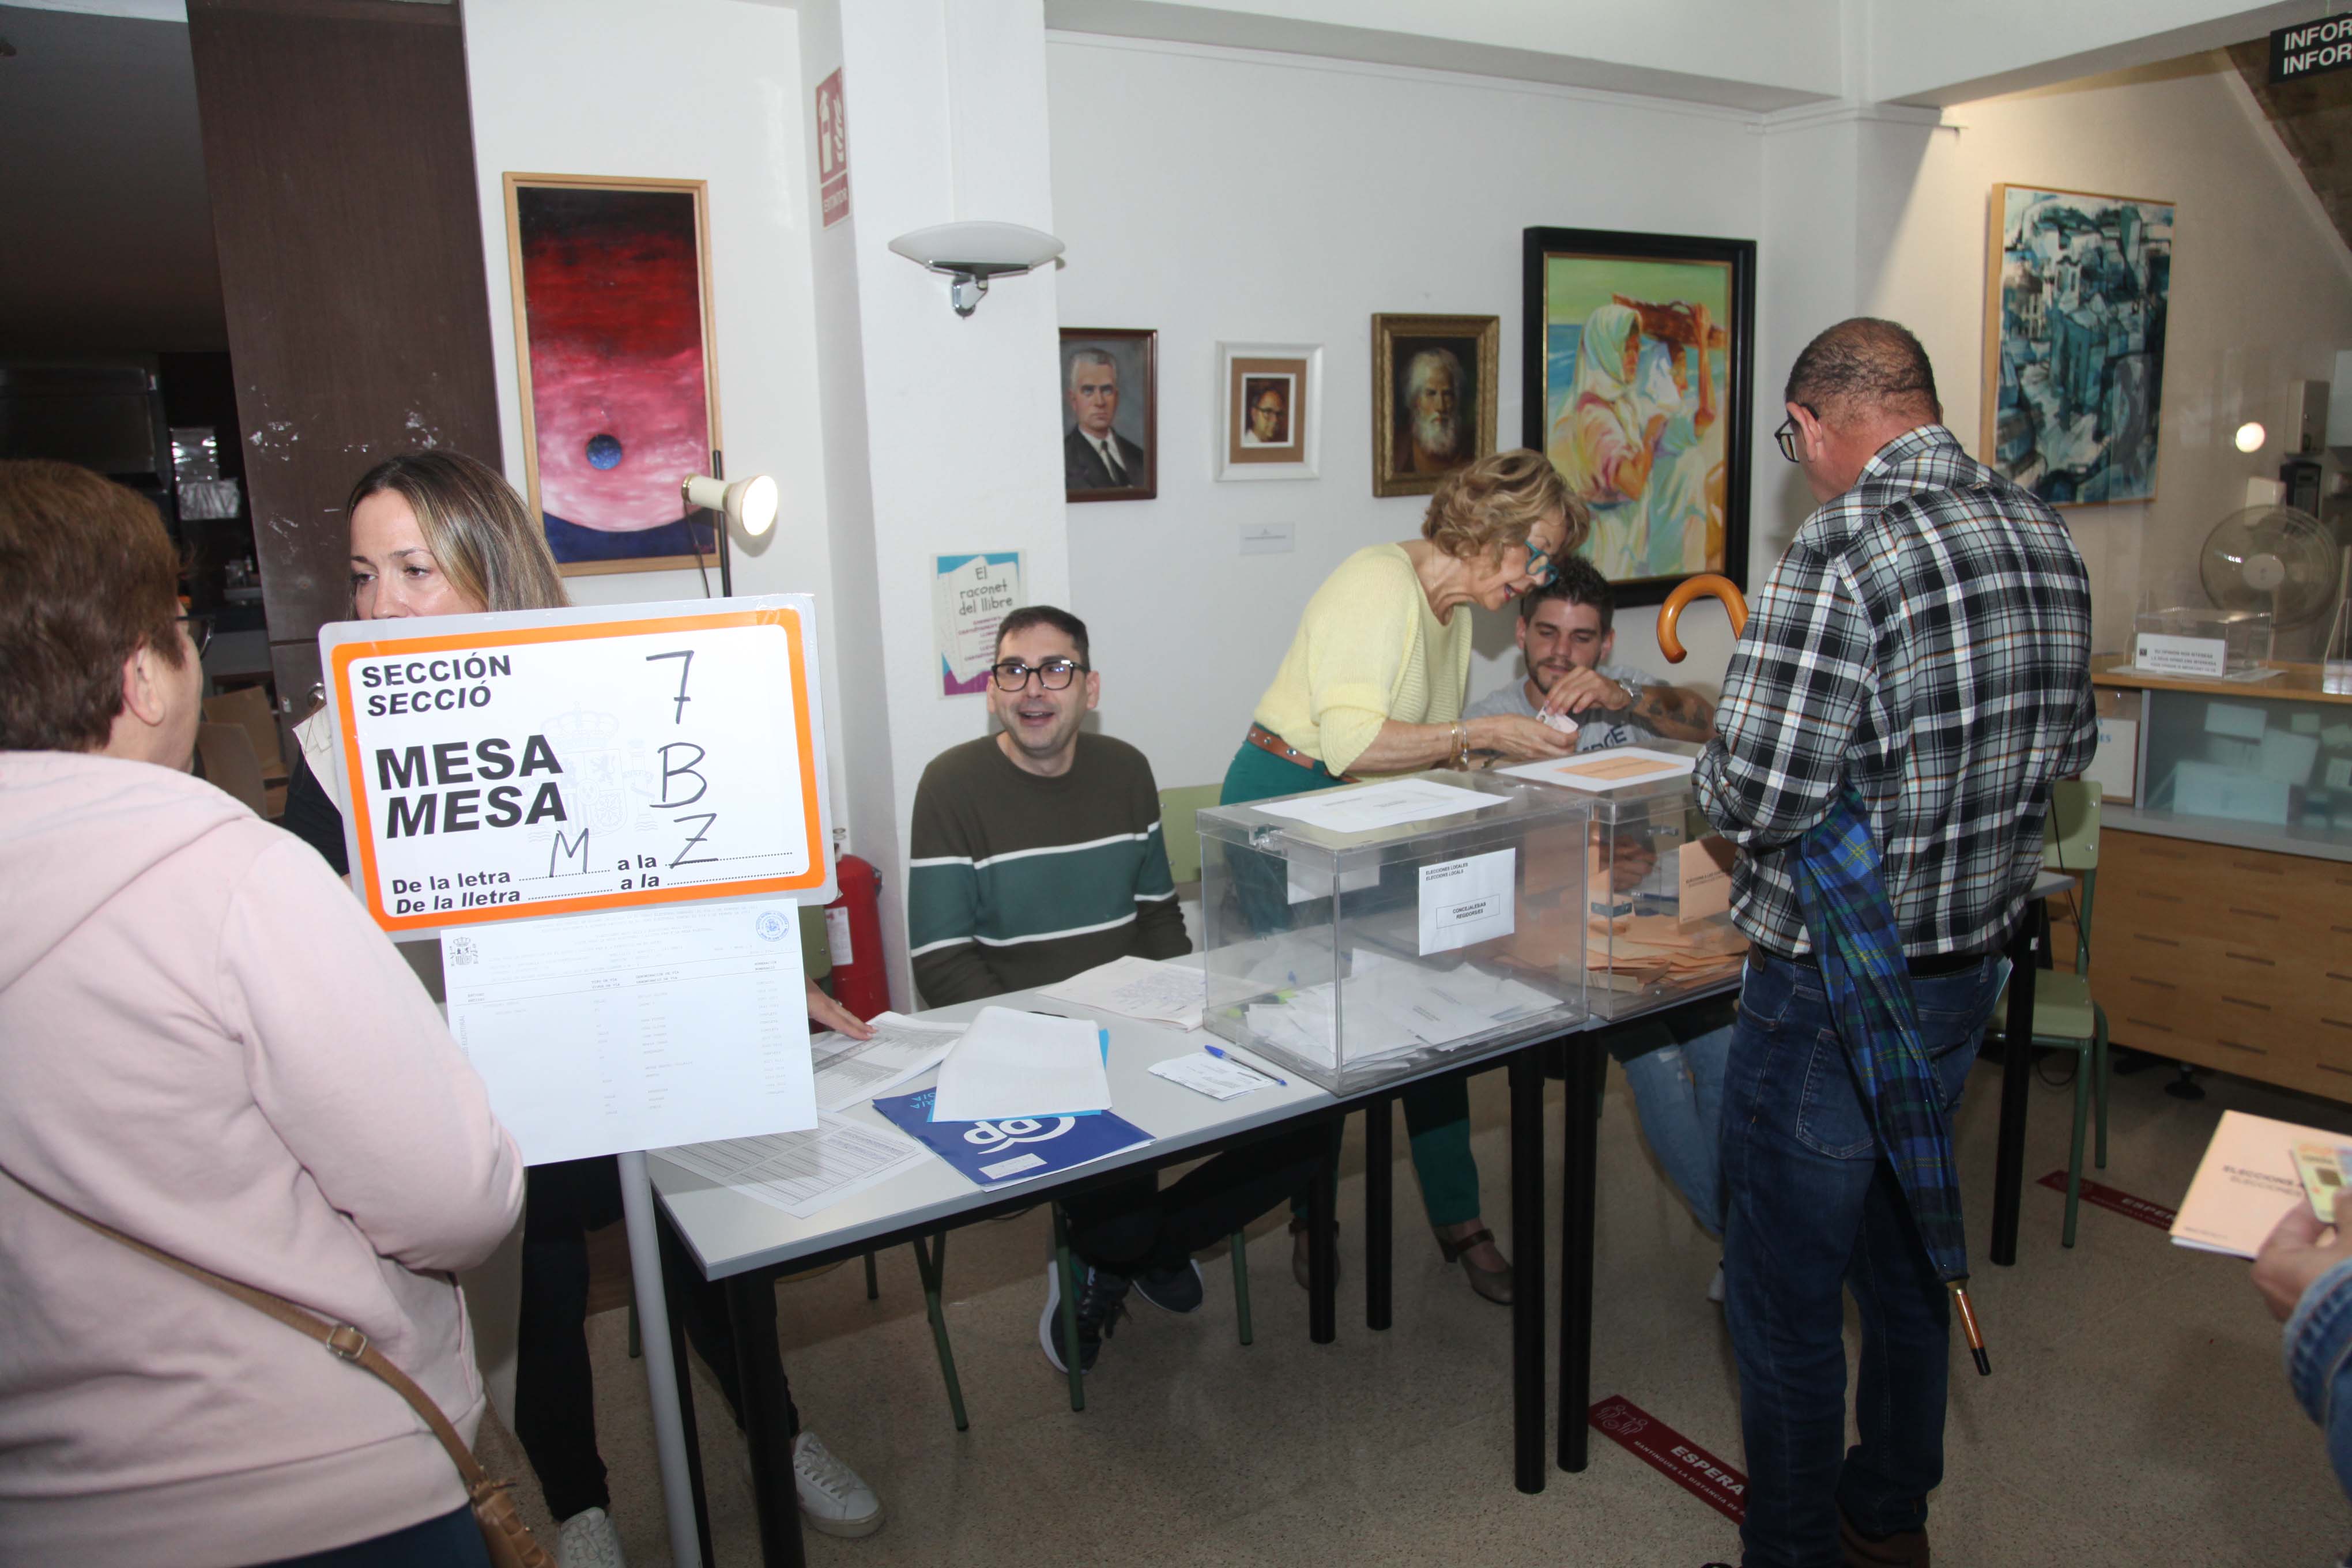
{"left": 2271, "top": 13, "right": 2352, "bottom": 83}
{"left": 319, "top": 597, "right": 835, "bottom": 937}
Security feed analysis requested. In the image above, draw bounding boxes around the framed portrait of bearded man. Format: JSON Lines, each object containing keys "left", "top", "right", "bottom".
{"left": 1371, "top": 314, "right": 1498, "bottom": 497}
{"left": 1521, "top": 227, "right": 1755, "bottom": 608}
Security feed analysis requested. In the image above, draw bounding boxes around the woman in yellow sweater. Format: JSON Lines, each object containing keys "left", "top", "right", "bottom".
{"left": 1220, "top": 449, "right": 1588, "bottom": 1304}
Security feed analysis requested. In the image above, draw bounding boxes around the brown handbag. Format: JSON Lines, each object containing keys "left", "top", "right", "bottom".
{"left": 6, "top": 1171, "right": 553, "bottom": 1568}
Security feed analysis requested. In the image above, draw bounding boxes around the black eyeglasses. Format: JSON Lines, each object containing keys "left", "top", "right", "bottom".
{"left": 1774, "top": 405, "right": 1818, "bottom": 464}
{"left": 176, "top": 613, "right": 214, "bottom": 658}
{"left": 990, "top": 657, "right": 1089, "bottom": 691}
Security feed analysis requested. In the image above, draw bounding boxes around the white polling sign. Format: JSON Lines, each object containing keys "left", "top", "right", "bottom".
{"left": 319, "top": 597, "right": 835, "bottom": 938}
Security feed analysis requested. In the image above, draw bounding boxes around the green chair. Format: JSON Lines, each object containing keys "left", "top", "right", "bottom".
{"left": 1047, "top": 1203, "right": 1253, "bottom": 1412}
{"left": 1158, "top": 783, "right": 1224, "bottom": 886}
{"left": 1992, "top": 779, "right": 2109, "bottom": 1247}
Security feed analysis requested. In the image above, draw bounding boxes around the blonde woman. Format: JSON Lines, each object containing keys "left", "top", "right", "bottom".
{"left": 1219, "top": 448, "right": 1588, "bottom": 1305}
{"left": 280, "top": 452, "right": 887, "bottom": 1556}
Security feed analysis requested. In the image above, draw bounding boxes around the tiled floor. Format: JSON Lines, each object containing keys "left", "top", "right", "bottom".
{"left": 478, "top": 1047, "right": 2352, "bottom": 1567}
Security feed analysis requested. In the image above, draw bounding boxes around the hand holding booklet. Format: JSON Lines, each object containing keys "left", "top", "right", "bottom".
{"left": 928, "top": 1006, "right": 1112, "bottom": 1122}
{"left": 2172, "top": 1109, "right": 2347, "bottom": 1257}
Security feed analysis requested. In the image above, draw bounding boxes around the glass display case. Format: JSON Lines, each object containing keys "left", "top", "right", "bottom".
{"left": 1198, "top": 771, "right": 1590, "bottom": 1092}
{"left": 2135, "top": 683, "right": 2352, "bottom": 844}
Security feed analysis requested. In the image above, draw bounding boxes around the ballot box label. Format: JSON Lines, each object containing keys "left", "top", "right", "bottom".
{"left": 322, "top": 597, "right": 833, "bottom": 935}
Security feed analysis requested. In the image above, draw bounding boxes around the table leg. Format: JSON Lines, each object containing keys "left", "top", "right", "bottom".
{"left": 1991, "top": 904, "right": 2041, "bottom": 1268}
{"left": 654, "top": 1207, "right": 715, "bottom": 1568}
{"left": 1556, "top": 1040, "right": 1601, "bottom": 1473}
{"left": 1308, "top": 1120, "right": 1338, "bottom": 1345}
{"left": 1365, "top": 1093, "right": 1393, "bottom": 1332}
{"left": 1509, "top": 1044, "right": 1547, "bottom": 1494}
{"left": 726, "top": 1272, "right": 805, "bottom": 1568}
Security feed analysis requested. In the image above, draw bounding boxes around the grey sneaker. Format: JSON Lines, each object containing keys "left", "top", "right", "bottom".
{"left": 1133, "top": 1258, "right": 1205, "bottom": 1313}
{"left": 793, "top": 1430, "right": 883, "bottom": 1538}
{"left": 556, "top": 1506, "right": 627, "bottom": 1568}
{"left": 1039, "top": 1261, "right": 1130, "bottom": 1373}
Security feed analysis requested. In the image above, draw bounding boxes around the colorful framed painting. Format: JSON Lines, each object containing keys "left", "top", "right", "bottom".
{"left": 1982, "top": 183, "right": 2174, "bottom": 507}
{"left": 1521, "top": 227, "right": 1755, "bottom": 608}
{"left": 1373, "top": 313, "right": 1498, "bottom": 497}
{"left": 1219, "top": 342, "right": 1321, "bottom": 481}
{"left": 1060, "top": 328, "right": 1158, "bottom": 502}
{"left": 504, "top": 174, "right": 723, "bottom": 576}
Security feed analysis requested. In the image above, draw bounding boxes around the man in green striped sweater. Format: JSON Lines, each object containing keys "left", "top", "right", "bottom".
{"left": 907, "top": 606, "right": 1324, "bottom": 1376}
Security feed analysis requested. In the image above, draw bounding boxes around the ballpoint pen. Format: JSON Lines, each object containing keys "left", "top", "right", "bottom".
{"left": 1203, "top": 1043, "right": 1286, "bottom": 1087}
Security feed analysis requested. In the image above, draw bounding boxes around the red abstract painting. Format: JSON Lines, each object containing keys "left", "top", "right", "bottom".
{"left": 508, "top": 179, "right": 719, "bottom": 571}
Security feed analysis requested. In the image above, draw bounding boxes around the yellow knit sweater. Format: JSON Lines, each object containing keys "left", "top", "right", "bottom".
{"left": 1250, "top": 543, "right": 1471, "bottom": 777}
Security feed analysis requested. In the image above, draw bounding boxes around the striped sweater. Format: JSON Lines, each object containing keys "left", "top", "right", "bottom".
{"left": 907, "top": 733, "right": 1188, "bottom": 1007}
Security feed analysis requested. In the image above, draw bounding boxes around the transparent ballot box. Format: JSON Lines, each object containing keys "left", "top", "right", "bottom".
{"left": 1567, "top": 776, "right": 1750, "bottom": 1018}
{"left": 1198, "top": 771, "right": 1591, "bottom": 1092}
{"left": 2138, "top": 684, "right": 2352, "bottom": 846}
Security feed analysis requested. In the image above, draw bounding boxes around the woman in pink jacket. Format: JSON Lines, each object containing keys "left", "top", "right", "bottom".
{"left": 0, "top": 459, "right": 526, "bottom": 1566}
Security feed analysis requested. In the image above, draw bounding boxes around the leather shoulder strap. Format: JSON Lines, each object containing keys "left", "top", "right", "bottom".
{"left": 2, "top": 1164, "right": 492, "bottom": 1491}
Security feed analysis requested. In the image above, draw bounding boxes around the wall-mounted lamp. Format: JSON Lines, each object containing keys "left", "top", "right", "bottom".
{"left": 680, "top": 465, "right": 778, "bottom": 598}
{"left": 2235, "top": 421, "right": 2269, "bottom": 454}
{"left": 887, "top": 221, "right": 1065, "bottom": 316}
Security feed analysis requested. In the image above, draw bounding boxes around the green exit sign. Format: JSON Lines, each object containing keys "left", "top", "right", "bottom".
{"left": 2271, "top": 13, "right": 2352, "bottom": 83}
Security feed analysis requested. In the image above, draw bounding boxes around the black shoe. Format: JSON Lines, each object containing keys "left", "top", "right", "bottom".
{"left": 1132, "top": 1259, "right": 1204, "bottom": 1314}
{"left": 1038, "top": 1262, "right": 1129, "bottom": 1373}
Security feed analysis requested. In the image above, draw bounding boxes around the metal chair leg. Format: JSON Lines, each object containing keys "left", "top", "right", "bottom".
{"left": 864, "top": 1250, "right": 880, "bottom": 1301}
{"left": 2092, "top": 1005, "right": 2110, "bottom": 1171}
{"left": 910, "top": 1231, "right": 969, "bottom": 1431}
{"left": 1231, "top": 1231, "right": 1253, "bottom": 1347}
{"left": 2064, "top": 1038, "right": 2091, "bottom": 1249}
{"left": 1051, "top": 1204, "right": 1086, "bottom": 1412}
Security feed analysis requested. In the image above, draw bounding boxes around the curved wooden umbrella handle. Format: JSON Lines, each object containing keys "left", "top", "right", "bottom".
{"left": 1656, "top": 573, "right": 1749, "bottom": 663}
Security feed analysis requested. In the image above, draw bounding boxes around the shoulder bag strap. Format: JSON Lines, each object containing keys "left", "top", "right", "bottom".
{"left": 1, "top": 1164, "right": 493, "bottom": 1494}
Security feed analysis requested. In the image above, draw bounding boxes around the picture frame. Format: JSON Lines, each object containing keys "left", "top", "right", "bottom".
{"left": 504, "top": 173, "right": 724, "bottom": 578}
{"left": 1059, "top": 328, "right": 1158, "bottom": 502}
{"left": 1982, "top": 183, "right": 2174, "bottom": 507}
{"left": 1219, "top": 342, "right": 1322, "bottom": 481}
{"left": 1521, "top": 227, "right": 1755, "bottom": 608}
{"left": 1371, "top": 314, "right": 1498, "bottom": 497}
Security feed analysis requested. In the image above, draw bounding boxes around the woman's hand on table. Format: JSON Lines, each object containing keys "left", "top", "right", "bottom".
{"left": 806, "top": 980, "right": 875, "bottom": 1040}
{"left": 1470, "top": 714, "right": 1577, "bottom": 762}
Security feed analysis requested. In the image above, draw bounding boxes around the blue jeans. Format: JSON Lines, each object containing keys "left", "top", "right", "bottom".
{"left": 2286, "top": 1254, "right": 2352, "bottom": 1504}
{"left": 1720, "top": 949, "right": 2001, "bottom": 1568}
{"left": 1621, "top": 1023, "right": 1734, "bottom": 1239}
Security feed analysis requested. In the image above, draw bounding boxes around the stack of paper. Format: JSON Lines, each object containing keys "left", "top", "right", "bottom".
{"left": 1035, "top": 955, "right": 1205, "bottom": 1031}
{"left": 1500, "top": 904, "right": 1747, "bottom": 993}
{"left": 1243, "top": 955, "right": 1561, "bottom": 1069}
{"left": 655, "top": 1115, "right": 932, "bottom": 1220}
{"left": 1149, "top": 1051, "right": 1279, "bottom": 1100}
{"left": 929, "top": 1006, "right": 1112, "bottom": 1121}
{"left": 811, "top": 1013, "right": 967, "bottom": 1111}
{"left": 2173, "top": 1109, "right": 2336, "bottom": 1257}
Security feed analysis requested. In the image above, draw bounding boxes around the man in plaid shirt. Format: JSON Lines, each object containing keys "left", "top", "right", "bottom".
{"left": 1693, "top": 319, "right": 2095, "bottom": 1568}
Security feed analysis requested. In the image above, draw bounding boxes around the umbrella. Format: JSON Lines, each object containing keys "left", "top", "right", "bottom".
{"left": 1786, "top": 785, "right": 1992, "bottom": 1375}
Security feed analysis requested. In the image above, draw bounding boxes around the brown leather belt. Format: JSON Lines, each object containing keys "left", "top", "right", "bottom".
{"left": 1245, "top": 723, "right": 1358, "bottom": 783}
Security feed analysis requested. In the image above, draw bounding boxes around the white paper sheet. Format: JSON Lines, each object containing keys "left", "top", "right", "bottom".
{"left": 1149, "top": 1051, "right": 1277, "bottom": 1100}
{"left": 1418, "top": 849, "right": 1517, "bottom": 955}
{"left": 654, "top": 1114, "right": 930, "bottom": 1220}
{"left": 1500, "top": 748, "right": 1697, "bottom": 791}
{"left": 442, "top": 902, "right": 815, "bottom": 1165}
{"left": 929, "top": 1006, "right": 1112, "bottom": 1121}
{"left": 1286, "top": 862, "right": 1382, "bottom": 904}
{"left": 811, "top": 1013, "right": 966, "bottom": 1111}
{"left": 1253, "top": 778, "right": 1497, "bottom": 834}
{"left": 1035, "top": 955, "right": 1206, "bottom": 1031}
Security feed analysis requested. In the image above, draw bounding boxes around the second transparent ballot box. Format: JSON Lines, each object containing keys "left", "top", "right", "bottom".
{"left": 1197, "top": 771, "right": 1592, "bottom": 1092}
{"left": 1569, "top": 775, "right": 1750, "bottom": 1017}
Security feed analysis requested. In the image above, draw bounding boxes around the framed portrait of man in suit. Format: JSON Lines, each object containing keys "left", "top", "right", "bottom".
{"left": 1059, "top": 328, "right": 1157, "bottom": 503}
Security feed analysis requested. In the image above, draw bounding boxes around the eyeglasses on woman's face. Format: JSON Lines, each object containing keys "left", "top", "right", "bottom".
{"left": 989, "top": 657, "right": 1090, "bottom": 691}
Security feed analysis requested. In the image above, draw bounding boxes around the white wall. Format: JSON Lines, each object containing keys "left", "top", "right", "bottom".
{"left": 460, "top": 0, "right": 849, "bottom": 816}
{"left": 1047, "top": 36, "right": 1767, "bottom": 791}
{"left": 1867, "top": 0, "right": 2312, "bottom": 105}
{"left": 1864, "top": 55, "right": 2352, "bottom": 653}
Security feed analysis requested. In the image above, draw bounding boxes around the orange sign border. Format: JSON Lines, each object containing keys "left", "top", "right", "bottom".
{"left": 331, "top": 607, "right": 825, "bottom": 933}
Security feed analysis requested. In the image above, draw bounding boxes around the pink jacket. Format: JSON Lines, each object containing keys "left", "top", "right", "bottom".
{"left": 0, "top": 752, "right": 524, "bottom": 1566}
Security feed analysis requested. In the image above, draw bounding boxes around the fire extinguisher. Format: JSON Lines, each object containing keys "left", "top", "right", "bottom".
{"left": 823, "top": 853, "right": 891, "bottom": 1020}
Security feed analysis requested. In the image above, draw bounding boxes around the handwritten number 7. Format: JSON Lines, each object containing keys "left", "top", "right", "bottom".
{"left": 646, "top": 649, "right": 693, "bottom": 725}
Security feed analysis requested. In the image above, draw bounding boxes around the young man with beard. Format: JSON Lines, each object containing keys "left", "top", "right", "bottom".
{"left": 1461, "top": 553, "right": 1714, "bottom": 746}
{"left": 907, "top": 606, "right": 1324, "bottom": 1377}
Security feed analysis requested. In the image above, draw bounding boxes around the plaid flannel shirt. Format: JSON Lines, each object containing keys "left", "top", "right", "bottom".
{"left": 1693, "top": 424, "right": 2097, "bottom": 958}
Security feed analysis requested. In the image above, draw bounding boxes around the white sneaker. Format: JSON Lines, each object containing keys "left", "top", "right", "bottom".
{"left": 556, "top": 1505, "right": 627, "bottom": 1568}
{"left": 1707, "top": 1264, "right": 1727, "bottom": 1305}
{"left": 793, "top": 1430, "right": 884, "bottom": 1538}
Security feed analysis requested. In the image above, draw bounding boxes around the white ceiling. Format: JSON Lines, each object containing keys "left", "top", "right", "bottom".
{"left": 0, "top": 2, "right": 223, "bottom": 355}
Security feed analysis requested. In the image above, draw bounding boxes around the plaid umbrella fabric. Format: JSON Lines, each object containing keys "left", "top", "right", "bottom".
{"left": 1784, "top": 785, "right": 1972, "bottom": 1288}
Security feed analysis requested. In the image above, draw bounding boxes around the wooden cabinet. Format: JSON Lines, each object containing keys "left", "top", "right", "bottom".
{"left": 2094, "top": 830, "right": 2352, "bottom": 1099}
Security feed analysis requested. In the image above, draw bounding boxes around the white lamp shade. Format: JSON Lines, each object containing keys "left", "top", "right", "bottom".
{"left": 886, "top": 221, "right": 1064, "bottom": 276}
{"left": 682, "top": 473, "right": 779, "bottom": 537}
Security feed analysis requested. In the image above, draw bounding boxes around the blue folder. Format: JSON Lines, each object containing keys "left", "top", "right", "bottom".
{"left": 873, "top": 1087, "right": 1153, "bottom": 1191}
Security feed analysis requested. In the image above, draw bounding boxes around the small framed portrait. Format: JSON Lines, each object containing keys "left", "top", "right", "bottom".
{"left": 1060, "top": 328, "right": 1157, "bottom": 502}
{"left": 1372, "top": 313, "right": 1499, "bottom": 497}
{"left": 1219, "top": 342, "right": 1322, "bottom": 481}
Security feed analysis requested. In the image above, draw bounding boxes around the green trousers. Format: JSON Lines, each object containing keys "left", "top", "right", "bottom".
{"left": 1218, "top": 740, "right": 1486, "bottom": 1230}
